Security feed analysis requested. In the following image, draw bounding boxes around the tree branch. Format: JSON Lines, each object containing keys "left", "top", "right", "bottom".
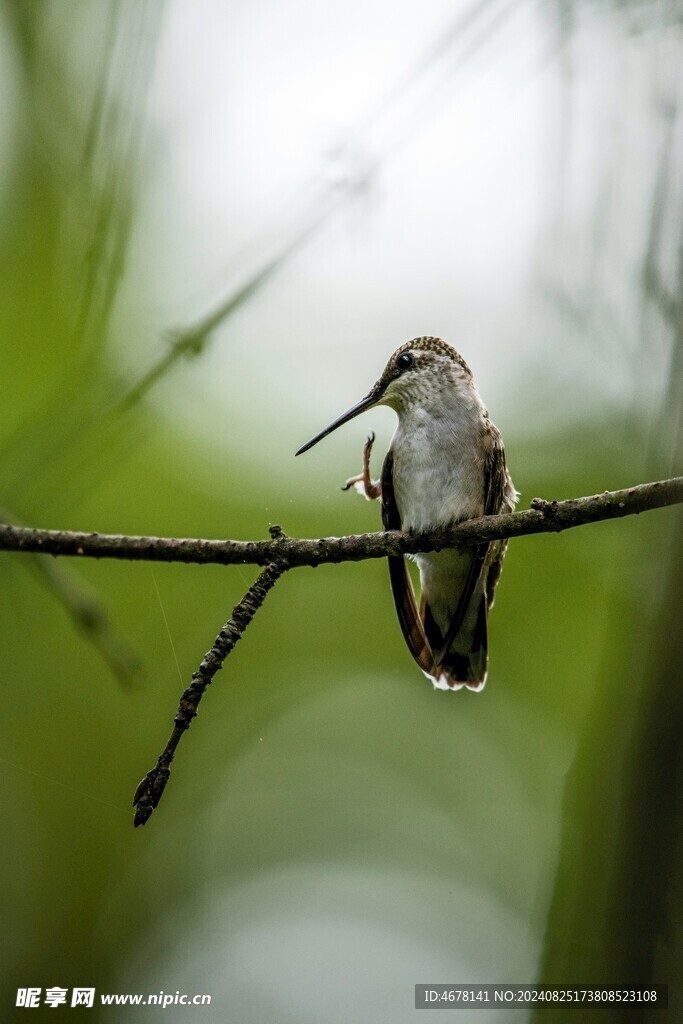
{"left": 0, "top": 477, "right": 680, "bottom": 570}
{"left": 4, "top": 477, "right": 680, "bottom": 828}
{"left": 132, "top": 563, "right": 283, "bottom": 827}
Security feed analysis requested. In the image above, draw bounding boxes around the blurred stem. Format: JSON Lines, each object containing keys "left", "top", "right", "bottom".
{"left": 116, "top": 0, "right": 515, "bottom": 411}
{"left": 117, "top": 206, "right": 345, "bottom": 411}
{"left": 24, "top": 555, "right": 141, "bottom": 689}
{"left": 0, "top": 507, "right": 140, "bottom": 687}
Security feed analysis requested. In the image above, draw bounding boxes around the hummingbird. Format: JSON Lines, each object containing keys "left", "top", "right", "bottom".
{"left": 296, "top": 337, "right": 517, "bottom": 691}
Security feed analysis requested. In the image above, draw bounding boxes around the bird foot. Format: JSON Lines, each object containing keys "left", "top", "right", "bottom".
{"left": 341, "top": 431, "right": 381, "bottom": 500}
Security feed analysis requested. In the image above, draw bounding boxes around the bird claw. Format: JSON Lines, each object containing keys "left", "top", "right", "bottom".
{"left": 341, "top": 432, "right": 381, "bottom": 500}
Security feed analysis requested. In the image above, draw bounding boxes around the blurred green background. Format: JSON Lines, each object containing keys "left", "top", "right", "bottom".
{"left": 0, "top": 1, "right": 680, "bottom": 1021}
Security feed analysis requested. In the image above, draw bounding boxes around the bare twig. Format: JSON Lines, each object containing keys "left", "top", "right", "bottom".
{"left": 0, "top": 477, "right": 681, "bottom": 570}
{"left": 132, "top": 563, "right": 283, "bottom": 827}
{"left": 3, "top": 477, "right": 681, "bottom": 827}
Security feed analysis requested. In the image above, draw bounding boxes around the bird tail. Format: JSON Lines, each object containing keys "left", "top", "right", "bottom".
{"left": 423, "top": 596, "right": 488, "bottom": 692}
{"left": 386, "top": 548, "right": 490, "bottom": 693}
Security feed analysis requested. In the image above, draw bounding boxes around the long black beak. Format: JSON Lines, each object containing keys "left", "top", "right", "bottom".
{"left": 295, "top": 390, "right": 379, "bottom": 456}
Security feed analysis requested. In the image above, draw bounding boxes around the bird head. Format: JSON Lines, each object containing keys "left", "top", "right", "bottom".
{"left": 295, "top": 337, "right": 472, "bottom": 455}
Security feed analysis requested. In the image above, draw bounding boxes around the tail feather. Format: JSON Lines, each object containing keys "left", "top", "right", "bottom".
{"left": 423, "top": 595, "right": 488, "bottom": 691}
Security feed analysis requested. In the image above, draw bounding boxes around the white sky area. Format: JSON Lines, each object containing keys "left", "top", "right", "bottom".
{"left": 112, "top": 0, "right": 678, "bottom": 476}
{"left": 119, "top": 865, "right": 535, "bottom": 1024}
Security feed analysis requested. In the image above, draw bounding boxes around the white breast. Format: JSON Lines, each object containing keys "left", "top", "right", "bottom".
{"left": 389, "top": 397, "right": 487, "bottom": 532}
{"left": 390, "top": 400, "right": 487, "bottom": 642}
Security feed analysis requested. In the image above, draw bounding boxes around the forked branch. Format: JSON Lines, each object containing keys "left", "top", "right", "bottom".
{"left": 1, "top": 475, "right": 681, "bottom": 827}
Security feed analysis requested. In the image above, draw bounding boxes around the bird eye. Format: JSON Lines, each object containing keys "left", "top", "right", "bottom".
{"left": 396, "top": 352, "right": 414, "bottom": 370}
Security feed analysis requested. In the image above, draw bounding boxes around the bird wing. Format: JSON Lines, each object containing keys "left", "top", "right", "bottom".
{"left": 482, "top": 423, "right": 512, "bottom": 610}
{"left": 435, "top": 423, "right": 509, "bottom": 661}
{"left": 380, "top": 450, "right": 436, "bottom": 678}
